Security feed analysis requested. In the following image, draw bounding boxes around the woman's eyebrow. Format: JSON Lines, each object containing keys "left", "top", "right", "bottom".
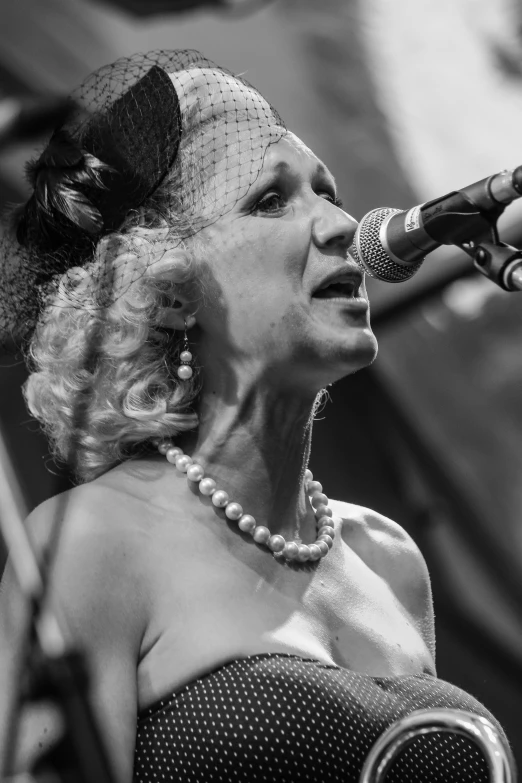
{"left": 269, "top": 160, "right": 337, "bottom": 188}
{"left": 314, "top": 162, "right": 337, "bottom": 188}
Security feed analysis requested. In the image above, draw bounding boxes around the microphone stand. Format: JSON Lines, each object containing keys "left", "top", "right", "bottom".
{"left": 0, "top": 425, "right": 116, "bottom": 783}
{"left": 428, "top": 167, "right": 522, "bottom": 292}
{"left": 463, "top": 239, "right": 522, "bottom": 292}
{"left": 0, "top": 98, "right": 116, "bottom": 782}
{"left": 424, "top": 196, "right": 522, "bottom": 292}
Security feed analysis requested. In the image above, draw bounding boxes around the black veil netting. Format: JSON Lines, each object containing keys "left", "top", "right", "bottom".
{"left": 0, "top": 49, "right": 286, "bottom": 350}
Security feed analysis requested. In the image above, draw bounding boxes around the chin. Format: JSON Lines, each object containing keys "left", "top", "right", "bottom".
{"left": 361, "top": 330, "right": 379, "bottom": 364}
{"left": 292, "top": 327, "right": 378, "bottom": 390}
{"left": 338, "top": 329, "right": 379, "bottom": 376}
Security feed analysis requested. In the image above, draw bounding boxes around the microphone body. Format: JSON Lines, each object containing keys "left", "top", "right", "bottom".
{"left": 352, "top": 166, "right": 522, "bottom": 284}
{"left": 0, "top": 97, "right": 75, "bottom": 149}
{"left": 94, "top": 0, "right": 265, "bottom": 15}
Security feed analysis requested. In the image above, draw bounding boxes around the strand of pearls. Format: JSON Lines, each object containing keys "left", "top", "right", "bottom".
{"left": 157, "top": 439, "right": 336, "bottom": 562}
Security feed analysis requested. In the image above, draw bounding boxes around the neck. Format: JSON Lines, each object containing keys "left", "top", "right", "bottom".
{"left": 178, "top": 371, "right": 320, "bottom": 540}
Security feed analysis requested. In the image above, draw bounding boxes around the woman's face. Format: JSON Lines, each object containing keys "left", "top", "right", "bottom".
{"left": 194, "top": 132, "right": 378, "bottom": 393}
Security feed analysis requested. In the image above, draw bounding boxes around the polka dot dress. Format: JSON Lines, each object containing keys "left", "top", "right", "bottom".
{"left": 133, "top": 654, "right": 508, "bottom": 782}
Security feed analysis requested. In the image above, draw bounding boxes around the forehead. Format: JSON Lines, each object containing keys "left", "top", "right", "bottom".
{"left": 224, "top": 133, "right": 331, "bottom": 201}
{"left": 260, "top": 133, "right": 326, "bottom": 174}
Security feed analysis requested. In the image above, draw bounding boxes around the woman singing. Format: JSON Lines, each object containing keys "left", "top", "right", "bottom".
{"left": 0, "top": 51, "right": 509, "bottom": 782}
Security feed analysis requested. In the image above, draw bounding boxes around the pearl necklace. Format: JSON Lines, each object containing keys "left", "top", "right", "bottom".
{"left": 157, "top": 439, "right": 336, "bottom": 562}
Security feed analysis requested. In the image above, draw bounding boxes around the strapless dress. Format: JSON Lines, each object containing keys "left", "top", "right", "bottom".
{"left": 133, "top": 652, "right": 509, "bottom": 782}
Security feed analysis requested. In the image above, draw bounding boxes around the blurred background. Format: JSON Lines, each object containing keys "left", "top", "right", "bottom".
{"left": 1, "top": 0, "right": 522, "bottom": 769}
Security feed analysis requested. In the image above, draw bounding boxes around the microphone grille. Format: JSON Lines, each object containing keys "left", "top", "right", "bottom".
{"left": 351, "top": 207, "right": 424, "bottom": 283}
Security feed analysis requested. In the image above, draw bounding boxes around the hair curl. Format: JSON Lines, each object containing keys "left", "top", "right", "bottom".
{"left": 23, "top": 222, "right": 201, "bottom": 483}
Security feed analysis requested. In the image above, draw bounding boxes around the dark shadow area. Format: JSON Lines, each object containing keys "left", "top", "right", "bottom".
{"left": 0, "top": 355, "right": 72, "bottom": 515}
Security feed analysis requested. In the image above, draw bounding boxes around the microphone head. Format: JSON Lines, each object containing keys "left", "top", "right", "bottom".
{"left": 350, "top": 207, "right": 425, "bottom": 283}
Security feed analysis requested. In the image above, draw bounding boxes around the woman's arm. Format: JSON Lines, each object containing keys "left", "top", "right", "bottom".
{"left": 0, "top": 487, "right": 149, "bottom": 783}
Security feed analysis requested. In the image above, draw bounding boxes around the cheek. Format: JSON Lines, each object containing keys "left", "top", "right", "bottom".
{"left": 211, "top": 227, "right": 299, "bottom": 299}
{"left": 198, "top": 220, "right": 310, "bottom": 344}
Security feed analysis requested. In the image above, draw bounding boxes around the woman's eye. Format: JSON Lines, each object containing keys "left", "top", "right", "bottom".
{"left": 251, "top": 189, "right": 343, "bottom": 214}
{"left": 252, "top": 191, "right": 286, "bottom": 214}
{"left": 321, "top": 192, "right": 344, "bottom": 209}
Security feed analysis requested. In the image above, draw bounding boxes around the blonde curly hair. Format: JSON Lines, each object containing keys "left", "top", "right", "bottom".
{"left": 23, "top": 221, "right": 201, "bottom": 483}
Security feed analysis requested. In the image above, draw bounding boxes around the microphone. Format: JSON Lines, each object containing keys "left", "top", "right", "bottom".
{"left": 0, "top": 96, "right": 76, "bottom": 150}
{"left": 351, "top": 166, "right": 522, "bottom": 284}
{"left": 94, "top": 0, "right": 271, "bottom": 16}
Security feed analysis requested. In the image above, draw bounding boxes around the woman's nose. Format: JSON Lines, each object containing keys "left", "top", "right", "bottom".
{"left": 312, "top": 200, "right": 358, "bottom": 250}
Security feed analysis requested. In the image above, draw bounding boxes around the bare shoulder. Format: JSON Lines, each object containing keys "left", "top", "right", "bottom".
{"left": 24, "top": 476, "right": 151, "bottom": 650}
{"left": 330, "top": 499, "right": 433, "bottom": 621}
{"left": 27, "top": 478, "right": 143, "bottom": 566}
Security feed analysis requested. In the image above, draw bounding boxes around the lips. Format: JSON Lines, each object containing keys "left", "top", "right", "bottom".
{"left": 312, "top": 268, "right": 363, "bottom": 300}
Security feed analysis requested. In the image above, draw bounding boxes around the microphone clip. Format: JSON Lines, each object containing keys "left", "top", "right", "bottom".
{"left": 463, "top": 240, "right": 522, "bottom": 291}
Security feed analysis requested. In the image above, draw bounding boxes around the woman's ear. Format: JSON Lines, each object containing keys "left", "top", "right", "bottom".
{"left": 148, "top": 247, "right": 198, "bottom": 331}
{"left": 158, "top": 302, "right": 196, "bottom": 331}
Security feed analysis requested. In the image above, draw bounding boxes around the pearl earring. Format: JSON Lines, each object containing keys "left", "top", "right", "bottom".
{"left": 177, "top": 318, "right": 194, "bottom": 380}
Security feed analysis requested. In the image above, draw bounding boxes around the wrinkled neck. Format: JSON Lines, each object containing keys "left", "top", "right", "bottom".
{"left": 178, "top": 368, "right": 320, "bottom": 540}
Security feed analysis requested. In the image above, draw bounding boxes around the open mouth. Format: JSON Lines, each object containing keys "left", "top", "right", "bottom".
{"left": 312, "top": 277, "right": 361, "bottom": 300}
